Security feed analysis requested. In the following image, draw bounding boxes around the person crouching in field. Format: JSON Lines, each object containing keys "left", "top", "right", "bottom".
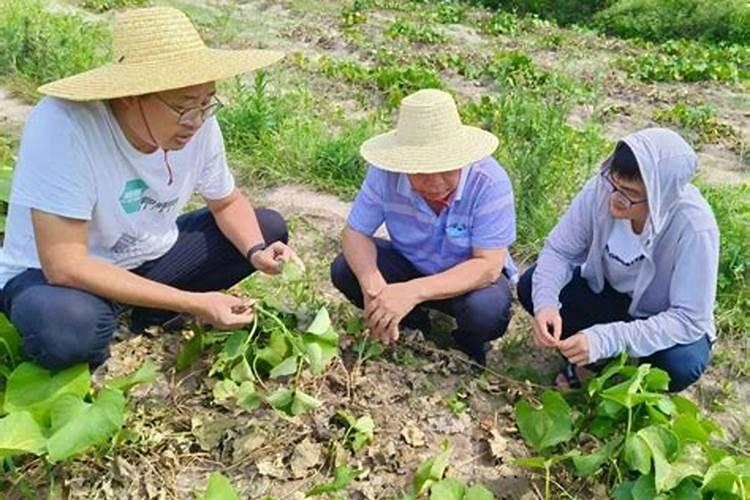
{"left": 330, "top": 89, "right": 517, "bottom": 367}
{"left": 0, "top": 7, "right": 299, "bottom": 370}
{"left": 517, "top": 128, "right": 719, "bottom": 392}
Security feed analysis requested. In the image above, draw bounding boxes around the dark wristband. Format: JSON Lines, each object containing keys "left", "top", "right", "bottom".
{"left": 246, "top": 242, "right": 267, "bottom": 263}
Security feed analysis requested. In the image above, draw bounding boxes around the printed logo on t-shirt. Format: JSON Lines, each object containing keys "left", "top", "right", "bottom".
{"left": 119, "top": 179, "right": 149, "bottom": 214}
{"left": 446, "top": 223, "right": 467, "bottom": 238}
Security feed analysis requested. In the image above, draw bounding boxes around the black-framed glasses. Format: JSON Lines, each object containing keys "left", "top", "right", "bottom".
{"left": 153, "top": 94, "right": 224, "bottom": 125}
{"left": 601, "top": 169, "right": 647, "bottom": 208}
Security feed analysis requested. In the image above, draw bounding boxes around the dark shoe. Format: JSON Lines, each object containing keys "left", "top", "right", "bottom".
{"left": 450, "top": 330, "right": 491, "bottom": 367}
{"left": 401, "top": 309, "right": 432, "bottom": 335}
{"left": 554, "top": 363, "right": 582, "bottom": 389}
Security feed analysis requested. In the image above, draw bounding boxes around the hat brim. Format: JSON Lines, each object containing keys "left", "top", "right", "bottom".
{"left": 37, "top": 48, "right": 284, "bottom": 101}
{"left": 360, "top": 125, "right": 499, "bottom": 174}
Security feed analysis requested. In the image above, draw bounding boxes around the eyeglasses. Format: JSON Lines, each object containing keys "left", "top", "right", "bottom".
{"left": 153, "top": 93, "right": 224, "bottom": 125}
{"left": 601, "top": 169, "right": 647, "bottom": 208}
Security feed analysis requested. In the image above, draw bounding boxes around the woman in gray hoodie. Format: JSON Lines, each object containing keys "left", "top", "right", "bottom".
{"left": 517, "top": 128, "right": 718, "bottom": 392}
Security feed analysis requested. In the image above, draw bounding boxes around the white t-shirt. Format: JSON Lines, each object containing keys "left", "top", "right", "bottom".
{"left": 603, "top": 218, "right": 646, "bottom": 296}
{"left": 0, "top": 97, "right": 235, "bottom": 287}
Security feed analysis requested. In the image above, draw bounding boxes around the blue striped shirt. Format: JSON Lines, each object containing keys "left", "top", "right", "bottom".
{"left": 347, "top": 156, "right": 517, "bottom": 276}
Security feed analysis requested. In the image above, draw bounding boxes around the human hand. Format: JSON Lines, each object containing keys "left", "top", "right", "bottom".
{"left": 558, "top": 332, "right": 590, "bottom": 366}
{"left": 365, "top": 282, "right": 419, "bottom": 344}
{"left": 250, "top": 241, "right": 300, "bottom": 275}
{"left": 189, "top": 292, "right": 255, "bottom": 330}
{"left": 532, "top": 307, "right": 563, "bottom": 348}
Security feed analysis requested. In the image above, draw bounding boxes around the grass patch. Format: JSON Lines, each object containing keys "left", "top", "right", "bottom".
{"left": 617, "top": 40, "right": 750, "bottom": 83}
{"left": 701, "top": 183, "right": 750, "bottom": 339}
{"left": 385, "top": 18, "right": 450, "bottom": 44}
{"left": 317, "top": 56, "right": 444, "bottom": 107}
{"left": 80, "top": 0, "right": 149, "bottom": 13}
{"left": 0, "top": 134, "right": 15, "bottom": 233}
{"left": 0, "top": 0, "right": 109, "bottom": 99}
{"left": 219, "top": 73, "right": 379, "bottom": 198}
{"left": 653, "top": 102, "right": 742, "bottom": 150}
{"left": 594, "top": 0, "right": 750, "bottom": 46}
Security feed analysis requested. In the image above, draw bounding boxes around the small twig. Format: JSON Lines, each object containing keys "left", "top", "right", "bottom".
{"left": 531, "top": 480, "right": 545, "bottom": 500}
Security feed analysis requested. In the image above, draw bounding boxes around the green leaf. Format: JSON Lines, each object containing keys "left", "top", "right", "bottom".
{"left": 213, "top": 379, "right": 239, "bottom": 402}
{"left": 514, "top": 391, "right": 574, "bottom": 452}
{"left": 0, "top": 411, "right": 46, "bottom": 458}
{"left": 667, "top": 479, "right": 701, "bottom": 500}
{"left": 229, "top": 357, "right": 255, "bottom": 383}
{"left": 464, "top": 484, "right": 495, "bottom": 500}
{"left": 644, "top": 368, "right": 671, "bottom": 392}
{"left": 430, "top": 478, "right": 465, "bottom": 500}
{"left": 624, "top": 433, "right": 652, "bottom": 475}
{"left": 306, "top": 465, "right": 356, "bottom": 496}
{"left": 702, "top": 457, "right": 749, "bottom": 496}
{"left": 571, "top": 436, "right": 623, "bottom": 477}
{"left": 256, "top": 330, "right": 290, "bottom": 367}
{"left": 222, "top": 331, "right": 250, "bottom": 361}
{"left": 613, "top": 474, "right": 656, "bottom": 500}
{"left": 280, "top": 260, "right": 305, "bottom": 282}
{"left": 673, "top": 414, "right": 710, "bottom": 444}
{"left": 0, "top": 314, "right": 22, "bottom": 367}
{"left": 414, "top": 440, "right": 452, "bottom": 494}
{"left": 105, "top": 360, "right": 158, "bottom": 393}
{"left": 291, "top": 390, "right": 321, "bottom": 416}
{"left": 269, "top": 355, "right": 299, "bottom": 379}
{"left": 4, "top": 362, "right": 90, "bottom": 425}
{"left": 46, "top": 387, "right": 125, "bottom": 462}
{"left": 268, "top": 389, "right": 321, "bottom": 417}
{"left": 635, "top": 425, "right": 680, "bottom": 492}
{"left": 176, "top": 331, "right": 204, "bottom": 371}
{"left": 514, "top": 456, "right": 547, "bottom": 470}
{"left": 202, "top": 472, "right": 239, "bottom": 500}
{"left": 601, "top": 364, "right": 651, "bottom": 409}
{"left": 235, "top": 381, "right": 261, "bottom": 412}
{"left": 49, "top": 394, "right": 87, "bottom": 434}
{"left": 351, "top": 415, "right": 375, "bottom": 451}
{"left": 587, "top": 353, "right": 627, "bottom": 396}
{"left": 658, "top": 443, "right": 707, "bottom": 493}
{"left": 306, "top": 307, "right": 332, "bottom": 336}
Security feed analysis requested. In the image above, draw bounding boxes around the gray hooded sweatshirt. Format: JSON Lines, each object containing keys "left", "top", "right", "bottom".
{"left": 532, "top": 128, "right": 719, "bottom": 364}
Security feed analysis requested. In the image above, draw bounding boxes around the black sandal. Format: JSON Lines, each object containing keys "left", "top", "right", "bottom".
{"left": 554, "top": 363, "right": 582, "bottom": 389}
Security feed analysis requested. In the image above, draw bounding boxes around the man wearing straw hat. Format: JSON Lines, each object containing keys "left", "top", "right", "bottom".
{"left": 0, "top": 7, "right": 298, "bottom": 370}
{"left": 331, "top": 89, "right": 517, "bottom": 367}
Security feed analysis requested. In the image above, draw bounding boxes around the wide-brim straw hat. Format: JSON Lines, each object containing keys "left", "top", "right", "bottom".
{"left": 38, "top": 7, "right": 284, "bottom": 101}
{"left": 360, "top": 89, "right": 498, "bottom": 174}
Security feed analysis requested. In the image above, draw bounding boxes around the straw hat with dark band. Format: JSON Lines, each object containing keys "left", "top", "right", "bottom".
{"left": 360, "top": 89, "right": 498, "bottom": 174}
{"left": 38, "top": 7, "right": 284, "bottom": 101}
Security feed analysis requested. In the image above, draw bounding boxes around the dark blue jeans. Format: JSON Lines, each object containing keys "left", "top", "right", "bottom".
{"left": 330, "top": 238, "right": 513, "bottom": 351}
{"left": 516, "top": 264, "right": 711, "bottom": 392}
{"left": 0, "top": 208, "right": 288, "bottom": 371}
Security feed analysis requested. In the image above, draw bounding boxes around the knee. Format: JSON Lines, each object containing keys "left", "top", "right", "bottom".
{"left": 516, "top": 265, "right": 536, "bottom": 315}
{"left": 258, "top": 209, "right": 289, "bottom": 245}
{"left": 457, "top": 282, "right": 513, "bottom": 339}
{"left": 14, "top": 292, "right": 116, "bottom": 370}
{"left": 649, "top": 346, "right": 710, "bottom": 393}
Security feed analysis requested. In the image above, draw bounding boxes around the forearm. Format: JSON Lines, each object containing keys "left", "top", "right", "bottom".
{"left": 409, "top": 255, "right": 502, "bottom": 303}
{"left": 210, "top": 190, "right": 264, "bottom": 256}
{"left": 341, "top": 226, "right": 384, "bottom": 293}
{"left": 49, "top": 257, "right": 198, "bottom": 313}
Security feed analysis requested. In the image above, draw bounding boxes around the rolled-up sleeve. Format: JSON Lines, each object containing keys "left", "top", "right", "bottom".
{"left": 346, "top": 166, "right": 385, "bottom": 235}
